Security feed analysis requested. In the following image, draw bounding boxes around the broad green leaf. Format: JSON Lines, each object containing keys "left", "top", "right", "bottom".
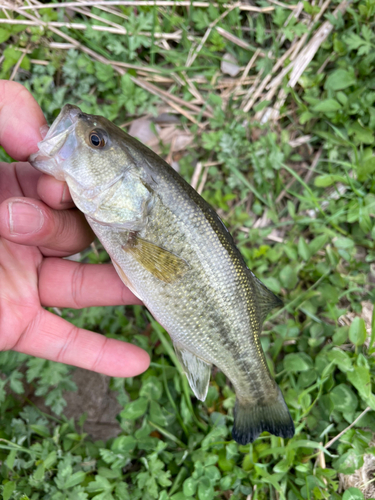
{"left": 326, "top": 349, "right": 352, "bottom": 372}
{"left": 112, "top": 435, "right": 137, "bottom": 453}
{"left": 330, "top": 384, "right": 358, "bottom": 413}
{"left": 279, "top": 265, "right": 298, "bottom": 289}
{"left": 325, "top": 69, "right": 355, "bottom": 90}
{"left": 3, "top": 481, "right": 15, "bottom": 500}
{"left": 347, "top": 366, "right": 371, "bottom": 399}
{"left": 5, "top": 449, "right": 16, "bottom": 470}
{"left": 86, "top": 475, "right": 113, "bottom": 493}
{"left": 0, "top": 28, "right": 11, "bottom": 44}
{"left": 298, "top": 237, "right": 310, "bottom": 260}
{"left": 120, "top": 397, "right": 148, "bottom": 420}
{"left": 309, "top": 234, "right": 328, "bottom": 254}
{"left": 30, "top": 424, "right": 50, "bottom": 438}
{"left": 342, "top": 487, "right": 365, "bottom": 500}
{"left": 33, "top": 463, "right": 45, "bottom": 481}
{"left": 349, "top": 122, "right": 374, "bottom": 144}
{"left": 284, "top": 353, "right": 313, "bottom": 372}
{"left": 140, "top": 376, "right": 163, "bottom": 401}
{"left": 313, "top": 99, "right": 341, "bottom": 113}
{"left": 63, "top": 471, "right": 86, "bottom": 489}
{"left": 261, "top": 277, "right": 281, "bottom": 294}
{"left": 44, "top": 451, "right": 57, "bottom": 469}
{"left": 357, "top": 156, "right": 375, "bottom": 182}
{"left": 333, "top": 450, "right": 364, "bottom": 474}
{"left": 314, "top": 174, "right": 347, "bottom": 187}
{"left": 171, "top": 494, "right": 189, "bottom": 500}
{"left": 9, "top": 371, "right": 24, "bottom": 394}
{"left": 333, "top": 237, "right": 355, "bottom": 250}
{"left": 369, "top": 304, "right": 375, "bottom": 351}
{"left": 183, "top": 477, "right": 197, "bottom": 496}
{"left": 198, "top": 477, "right": 214, "bottom": 500}
{"left": 349, "top": 317, "right": 367, "bottom": 346}
{"left": 205, "top": 465, "right": 221, "bottom": 484}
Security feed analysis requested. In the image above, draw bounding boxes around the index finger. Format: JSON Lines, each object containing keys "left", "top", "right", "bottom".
{"left": 0, "top": 80, "right": 47, "bottom": 160}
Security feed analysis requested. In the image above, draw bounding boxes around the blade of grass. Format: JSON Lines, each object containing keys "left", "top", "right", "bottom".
{"left": 148, "top": 420, "right": 186, "bottom": 447}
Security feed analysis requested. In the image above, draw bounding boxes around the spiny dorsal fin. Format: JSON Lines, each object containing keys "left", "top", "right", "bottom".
{"left": 174, "top": 344, "right": 211, "bottom": 401}
{"left": 249, "top": 271, "right": 283, "bottom": 324}
{"left": 122, "top": 235, "right": 189, "bottom": 284}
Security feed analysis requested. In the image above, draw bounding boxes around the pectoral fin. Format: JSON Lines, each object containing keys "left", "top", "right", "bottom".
{"left": 174, "top": 344, "right": 211, "bottom": 401}
{"left": 122, "top": 235, "right": 189, "bottom": 284}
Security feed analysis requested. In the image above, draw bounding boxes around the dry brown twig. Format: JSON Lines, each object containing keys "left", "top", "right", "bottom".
{"left": 324, "top": 407, "right": 372, "bottom": 450}
{"left": 186, "top": 2, "right": 241, "bottom": 67}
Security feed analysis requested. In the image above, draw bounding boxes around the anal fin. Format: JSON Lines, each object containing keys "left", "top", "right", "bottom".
{"left": 174, "top": 344, "right": 211, "bottom": 401}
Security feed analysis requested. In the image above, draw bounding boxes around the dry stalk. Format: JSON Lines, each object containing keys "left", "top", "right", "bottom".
{"left": 288, "top": 0, "right": 350, "bottom": 87}
{"left": 240, "top": 49, "right": 262, "bottom": 85}
{"left": 0, "top": 17, "right": 182, "bottom": 39}
{"left": 66, "top": 4, "right": 127, "bottom": 31}
{"left": 186, "top": 1, "right": 241, "bottom": 67}
{"left": 14, "top": 1, "right": 292, "bottom": 12}
{"left": 9, "top": 45, "right": 29, "bottom": 81}
{"left": 191, "top": 161, "right": 203, "bottom": 190}
{"left": 197, "top": 165, "right": 209, "bottom": 195}
{"left": 243, "top": 72, "right": 272, "bottom": 113}
{"left": 77, "top": 0, "right": 129, "bottom": 21}
{"left": 240, "top": 67, "right": 263, "bottom": 111}
{"left": 216, "top": 26, "right": 256, "bottom": 52}
{"left": 304, "top": 147, "right": 322, "bottom": 184}
{"left": 324, "top": 406, "right": 372, "bottom": 450}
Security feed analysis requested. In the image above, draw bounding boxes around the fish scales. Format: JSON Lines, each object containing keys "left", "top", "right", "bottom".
{"left": 29, "top": 104, "right": 295, "bottom": 444}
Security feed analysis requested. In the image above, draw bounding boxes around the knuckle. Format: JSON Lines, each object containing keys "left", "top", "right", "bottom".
{"left": 71, "top": 263, "right": 86, "bottom": 309}
{"left": 91, "top": 337, "right": 109, "bottom": 372}
{"left": 56, "top": 323, "right": 80, "bottom": 364}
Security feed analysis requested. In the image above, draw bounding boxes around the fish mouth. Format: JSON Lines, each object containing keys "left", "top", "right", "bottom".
{"left": 29, "top": 104, "right": 81, "bottom": 178}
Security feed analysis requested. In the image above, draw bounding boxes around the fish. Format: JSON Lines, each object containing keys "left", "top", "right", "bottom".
{"left": 29, "top": 104, "right": 294, "bottom": 444}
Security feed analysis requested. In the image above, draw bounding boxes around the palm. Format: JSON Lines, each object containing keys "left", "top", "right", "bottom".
{"left": 0, "top": 163, "right": 42, "bottom": 352}
{"left": 0, "top": 235, "right": 41, "bottom": 350}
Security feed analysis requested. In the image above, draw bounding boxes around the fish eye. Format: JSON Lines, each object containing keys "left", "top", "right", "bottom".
{"left": 89, "top": 129, "right": 106, "bottom": 149}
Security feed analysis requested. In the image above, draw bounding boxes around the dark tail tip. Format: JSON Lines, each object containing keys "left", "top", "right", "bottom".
{"left": 232, "top": 387, "right": 294, "bottom": 445}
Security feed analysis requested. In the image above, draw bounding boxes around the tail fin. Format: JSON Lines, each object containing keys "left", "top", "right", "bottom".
{"left": 232, "top": 387, "right": 294, "bottom": 445}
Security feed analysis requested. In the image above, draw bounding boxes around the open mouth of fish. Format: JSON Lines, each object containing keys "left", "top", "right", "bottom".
{"left": 29, "top": 104, "right": 81, "bottom": 179}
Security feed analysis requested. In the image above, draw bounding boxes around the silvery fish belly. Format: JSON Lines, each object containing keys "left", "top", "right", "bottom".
{"left": 29, "top": 104, "right": 294, "bottom": 444}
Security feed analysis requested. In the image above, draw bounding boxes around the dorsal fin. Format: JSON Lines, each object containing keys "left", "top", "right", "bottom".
{"left": 249, "top": 272, "right": 283, "bottom": 324}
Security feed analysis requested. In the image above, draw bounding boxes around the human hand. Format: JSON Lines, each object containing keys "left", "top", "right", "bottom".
{"left": 0, "top": 81, "right": 150, "bottom": 377}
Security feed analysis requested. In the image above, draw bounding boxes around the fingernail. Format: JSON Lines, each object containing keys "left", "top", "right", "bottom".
{"left": 61, "top": 183, "right": 72, "bottom": 203}
{"left": 8, "top": 201, "right": 44, "bottom": 235}
{"left": 40, "top": 124, "right": 49, "bottom": 139}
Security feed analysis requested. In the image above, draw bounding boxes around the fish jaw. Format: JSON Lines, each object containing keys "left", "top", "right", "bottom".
{"left": 29, "top": 104, "right": 81, "bottom": 180}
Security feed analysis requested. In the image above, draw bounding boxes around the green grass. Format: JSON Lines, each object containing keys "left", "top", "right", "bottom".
{"left": 1, "top": 1, "right": 375, "bottom": 499}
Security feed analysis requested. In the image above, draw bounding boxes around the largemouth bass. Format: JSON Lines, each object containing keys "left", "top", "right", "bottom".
{"left": 29, "top": 104, "right": 294, "bottom": 444}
